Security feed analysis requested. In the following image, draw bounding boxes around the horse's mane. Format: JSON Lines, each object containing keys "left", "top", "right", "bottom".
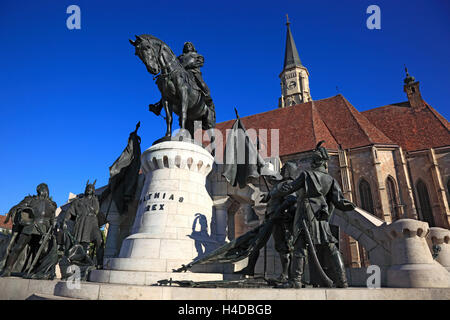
{"left": 138, "top": 34, "right": 176, "bottom": 57}
{"left": 138, "top": 34, "right": 160, "bottom": 42}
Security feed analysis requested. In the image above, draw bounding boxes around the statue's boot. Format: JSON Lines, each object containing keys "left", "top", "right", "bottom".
{"left": 277, "top": 255, "right": 304, "bottom": 288}
{"left": 329, "top": 248, "right": 348, "bottom": 288}
{"left": 0, "top": 250, "right": 19, "bottom": 277}
{"left": 233, "top": 253, "right": 258, "bottom": 277}
{"left": 96, "top": 246, "right": 105, "bottom": 269}
{"left": 276, "top": 253, "right": 290, "bottom": 282}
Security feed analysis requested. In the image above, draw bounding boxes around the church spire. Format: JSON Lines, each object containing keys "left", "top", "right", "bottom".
{"left": 283, "top": 14, "right": 303, "bottom": 70}
{"left": 278, "top": 15, "right": 312, "bottom": 108}
{"left": 403, "top": 66, "right": 423, "bottom": 109}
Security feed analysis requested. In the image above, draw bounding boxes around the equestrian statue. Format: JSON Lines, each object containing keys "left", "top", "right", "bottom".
{"left": 129, "top": 35, "right": 216, "bottom": 139}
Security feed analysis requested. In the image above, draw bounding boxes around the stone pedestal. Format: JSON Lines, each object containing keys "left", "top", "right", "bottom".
{"left": 427, "top": 227, "right": 450, "bottom": 272}
{"left": 385, "top": 219, "right": 450, "bottom": 288}
{"left": 92, "top": 141, "right": 226, "bottom": 285}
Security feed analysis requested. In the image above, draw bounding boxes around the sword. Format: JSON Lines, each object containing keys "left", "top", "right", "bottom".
{"left": 25, "top": 221, "right": 55, "bottom": 276}
{"left": 299, "top": 208, "right": 334, "bottom": 288}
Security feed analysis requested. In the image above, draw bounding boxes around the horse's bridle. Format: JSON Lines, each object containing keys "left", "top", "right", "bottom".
{"left": 152, "top": 42, "right": 182, "bottom": 80}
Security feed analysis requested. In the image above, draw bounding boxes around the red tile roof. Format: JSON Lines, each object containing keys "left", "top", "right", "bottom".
{"left": 0, "top": 215, "right": 12, "bottom": 230}
{"left": 215, "top": 95, "right": 395, "bottom": 157}
{"left": 362, "top": 101, "right": 450, "bottom": 152}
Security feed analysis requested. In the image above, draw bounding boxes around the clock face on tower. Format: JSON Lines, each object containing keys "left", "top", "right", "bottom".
{"left": 287, "top": 81, "right": 297, "bottom": 90}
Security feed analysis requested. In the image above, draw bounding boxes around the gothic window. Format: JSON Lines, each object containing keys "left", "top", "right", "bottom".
{"left": 359, "top": 179, "right": 374, "bottom": 215}
{"left": 416, "top": 180, "right": 435, "bottom": 227}
{"left": 386, "top": 176, "right": 399, "bottom": 220}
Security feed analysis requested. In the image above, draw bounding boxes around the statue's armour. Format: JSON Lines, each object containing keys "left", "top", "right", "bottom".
{"left": 20, "top": 196, "right": 56, "bottom": 235}
{"left": 82, "top": 196, "right": 100, "bottom": 216}
{"left": 178, "top": 52, "right": 204, "bottom": 73}
{"left": 22, "top": 196, "right": 56, "bottom": 221}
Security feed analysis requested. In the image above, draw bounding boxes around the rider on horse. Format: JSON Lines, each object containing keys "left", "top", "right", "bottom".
{"left": 177, "top": 42, "right": 215, "bottom": 114}
{"left": 130, "top": 35, "right": 216, "bottom": 138}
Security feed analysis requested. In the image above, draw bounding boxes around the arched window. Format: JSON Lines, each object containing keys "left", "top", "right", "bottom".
{"left": 386, "top": 176, "right": 399, "bottom": 220}
{"left": 359, "top": 179, "right": 374, "bottom": 214}
{"left": 416, "top": 180, "right": 435, "bottom": 227}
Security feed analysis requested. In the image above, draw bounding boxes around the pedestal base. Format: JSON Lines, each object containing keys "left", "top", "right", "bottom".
{"left": 88, "top": 269, "right": 239, "bottom": 286}
{"left": 387, "top": 262, "right": 450, "bottom": 288}
{"left": 2, "top": 277, "right": 450, "bottom": 300}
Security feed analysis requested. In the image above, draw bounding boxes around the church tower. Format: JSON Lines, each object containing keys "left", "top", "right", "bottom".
{"left": 278, "top": 15, "right": 312, "bottom": 108}
{"left": 403, "top": 67, "right": 424, "bottom": 110}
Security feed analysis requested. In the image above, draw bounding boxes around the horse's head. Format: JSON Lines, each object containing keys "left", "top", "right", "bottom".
{"left": 129, "top": 34, "right": 161, "bottom": 75}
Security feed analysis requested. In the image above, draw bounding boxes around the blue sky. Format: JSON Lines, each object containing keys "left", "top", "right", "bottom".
{"left": 0, "top": 0, "right": 449, "bottom": 214}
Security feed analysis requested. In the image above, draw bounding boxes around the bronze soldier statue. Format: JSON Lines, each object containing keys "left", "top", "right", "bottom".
{"left": 63, "top": 180, "right": 104, "bottom": 269}
{"left": 234, "top": 163, "right": 297, "bottom": 280}
{"left": 1, "top": 183, "right": 57, "bottom": 277}
{"left": 265, "top": 162, "right": 297, "bottom": 281}
{"left": 268, "top": 141, "right": 356, "bottom": 288}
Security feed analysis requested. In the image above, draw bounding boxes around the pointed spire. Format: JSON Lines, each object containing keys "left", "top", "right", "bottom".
{"left": 403, "top": 65, "right": 415, "bottom": 85}
{"left": 283, "top": 14, "right": 303, "bottom": 70}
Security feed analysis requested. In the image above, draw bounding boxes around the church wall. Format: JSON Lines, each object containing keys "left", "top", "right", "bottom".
{"left": 344, "top": 147, "right": 385, "bottom": 267}
{"left": 428, "top": 147, "right": 450, "bottom": 227}
{"left": 376, "top": 148, "right": 403, "bottom": 221}
{"left": 394, "top": 148, "right": 418, "bottom": 220}
{"left": 434, "top": 148, "right": 450, "bottom": 194}
{"left": 347, "top": 148, "right": 380, "bottom": 216}
{"left": 407, "top": 151, "right": 443, "bottom": 227}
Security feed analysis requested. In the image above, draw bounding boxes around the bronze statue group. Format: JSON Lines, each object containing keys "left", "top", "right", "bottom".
{"left": 0, "top": 119, "right": 141, "bottom": 282}
{"left": 235, "top": 142, "right": 356, "bottom": 288}
{"left": 0, "top": 181, "right": 106, "bottom": 280}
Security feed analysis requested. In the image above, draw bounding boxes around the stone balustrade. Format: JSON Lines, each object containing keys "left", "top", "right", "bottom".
{"left": 385, "top": 219, "right": 449, "bottom": 288}
{"left": 427, "top": 227, "right": 450, "bottom": 272}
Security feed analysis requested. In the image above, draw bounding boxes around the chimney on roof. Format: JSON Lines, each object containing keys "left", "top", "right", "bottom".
{"left": 403, "top": 67, "right": 424, "bottom": 109}
{"left": 278, "top": 15, "right": 312, "bottom": 108}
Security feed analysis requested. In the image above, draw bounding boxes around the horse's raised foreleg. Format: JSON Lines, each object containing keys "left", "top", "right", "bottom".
{"left": 163, "top": 100, "right": 172, "bottom": 137}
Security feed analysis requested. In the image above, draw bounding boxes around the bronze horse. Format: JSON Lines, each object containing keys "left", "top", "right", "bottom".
{"left": 129, "top": 35, "right": 215, "bottom": 138}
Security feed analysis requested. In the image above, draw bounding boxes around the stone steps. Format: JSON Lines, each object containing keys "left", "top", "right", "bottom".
{"left": 1, "top": 277, "right": 450, "bottom": 300}
{"left": 26, "top": 293, "right": 81, "bottom": 300}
